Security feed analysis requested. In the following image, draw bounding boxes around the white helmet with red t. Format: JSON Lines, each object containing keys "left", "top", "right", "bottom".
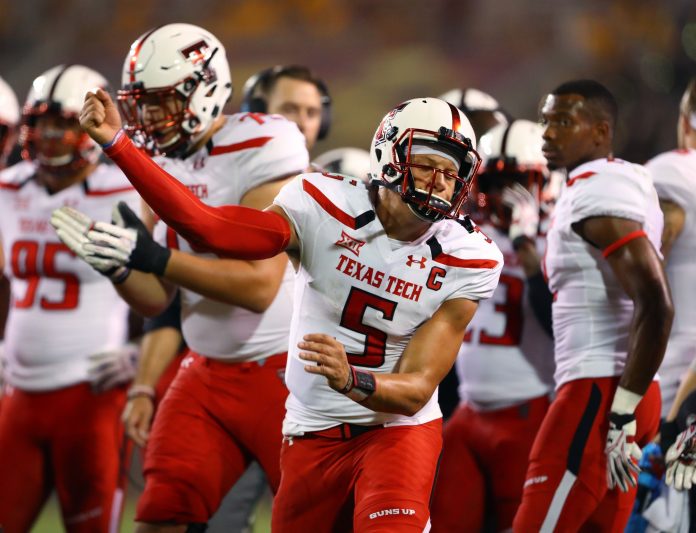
{"left": 20, "top": 64, "right": 108, "bottom": 172}
{"left": 118, "top": 23, "right": 232, "bottom": 156}
{"left": 0, "top": 76, "right": 20, "bottom": 165}
{"left": 369, "top": 97, "right": 481, "bottom": 223}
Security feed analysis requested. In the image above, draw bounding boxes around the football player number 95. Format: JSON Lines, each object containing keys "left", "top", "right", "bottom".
{"left": 10, "top": 240, "right": 80, "bottom": 310}
{"left": 340, "top": 286, "right": 398, "bottom": 368}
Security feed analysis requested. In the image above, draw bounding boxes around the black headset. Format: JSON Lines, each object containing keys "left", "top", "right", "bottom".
{"left": 240, "top": 65, "right": 332, "bottom": 140}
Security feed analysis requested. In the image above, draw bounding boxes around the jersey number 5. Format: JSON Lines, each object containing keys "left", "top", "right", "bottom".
{"left": 10, "top": 240, "right": 80, "bottom": 310}
{"left": 340, "top": 287, "right": 398, "bottom": 368}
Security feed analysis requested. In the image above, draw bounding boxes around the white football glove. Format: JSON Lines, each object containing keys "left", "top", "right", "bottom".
{"left": 83, "top": 202, "right": 170, "bottom": 276}
{"left": 605, "top": 412, "right": 642, "bottom": 492}
{"left": 665, "top": 424, "right": 696, "bottom": 490}
{"left": 50, "top": 206, "right": 130, "bottom": 280}
{"left": 87, "top": 343, "right": 139, "bottom": 393}
{"left": 501, "top": 183, "right": 540, "bottom": 242}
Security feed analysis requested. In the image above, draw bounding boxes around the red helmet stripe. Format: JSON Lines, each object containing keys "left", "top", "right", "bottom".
{"left": 129, "top": 27, "right": 159, "bottom": 84}
{"left": 447, "top": 102, "right": 461, "bottom": 131}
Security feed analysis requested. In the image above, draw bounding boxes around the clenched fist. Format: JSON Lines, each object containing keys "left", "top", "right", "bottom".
{"left": 80, "top": 88, "right": 122, "bottom": 146}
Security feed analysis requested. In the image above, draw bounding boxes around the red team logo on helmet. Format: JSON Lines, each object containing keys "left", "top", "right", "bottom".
{"left": 373, "top": 102, "right": 410, "bottom": 147}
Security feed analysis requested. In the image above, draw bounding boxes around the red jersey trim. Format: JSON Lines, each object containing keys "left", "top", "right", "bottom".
{"left": 433, "top": 254, "right": 499, "bottom": 269}
{"left": 566, "top": 171, "right": 596, "bottom": 187}
{"left": 0, "top": 182, "right": 22, "bottom": 190}
{"left": 602, "top": 229, "right": 647, "bottom": 258}
{"left": 302, "top": 179, "right": 375, "bottom": 230}
{"left": 85, "top": 185, "right": 135, "bottom": 196}
{"left": 209, "top": 137, "right": 272, "bottom": 156}
{"left": 426, "top": 236, "right": 499, "bottom": 269}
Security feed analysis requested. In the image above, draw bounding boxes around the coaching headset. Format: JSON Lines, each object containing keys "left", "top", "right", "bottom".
{"left": 240, "top": 65, "right": 332, "bottom": 141}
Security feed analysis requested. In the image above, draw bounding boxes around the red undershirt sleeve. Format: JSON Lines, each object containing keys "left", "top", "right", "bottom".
{"left": 103, "top": 131, "right": 291, "bottom": 260}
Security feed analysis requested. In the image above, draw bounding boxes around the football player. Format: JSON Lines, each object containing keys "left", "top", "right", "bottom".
{"left": 0, "top": 65, "right": 141, "bottom": 533}
{"left": 52, "top": 23, "right": 308, "bottom": 533}
{"left": 431, "top": 119, "right": 555, "bottom": 532}
{"left": 75, "top": 91, "right": 503, "bottom": 531}
{"left": 513, "top": 80, "right": 672, "bottom": 531}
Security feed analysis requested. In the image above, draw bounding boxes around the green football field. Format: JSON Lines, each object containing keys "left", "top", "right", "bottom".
{"left": 31, "top": 487, "right": 272, "bottom": 532}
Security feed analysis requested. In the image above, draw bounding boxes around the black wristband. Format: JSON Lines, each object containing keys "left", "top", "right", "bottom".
{"left": 661, "top": 419, "right": 680, "bottom": 455}
{"left": 354, "top": 368, "right": 376, "bottom": 395}
{"left": 148, "top": 245, "right": 172, "bottom": 277}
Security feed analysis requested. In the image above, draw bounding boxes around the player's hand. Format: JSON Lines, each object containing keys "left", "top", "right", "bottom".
{"left": 87, "top": 344, "right": 139, "bottom": 393}
{"left": 80, "top": 88, "right": 122, "bottom": 146}
{"left": 605, "top": 412, "right": 642, "bottom": 491}
{"left": 502, "top": 183, "right": 540, "bottom": 242}
{"left": 665, "top": 423, "right": 696, "bottom": 490}
{"left": 122, "top": 395, "right": 155, "bottom": 447}
{"left": 298, "top": 334, "right": 352, "bottom": 392}
{"left": 50, "top": 206, "right": 130, "bottom": 281}
{"left": 83, "top": 202, "right": 171, "bottom": 276}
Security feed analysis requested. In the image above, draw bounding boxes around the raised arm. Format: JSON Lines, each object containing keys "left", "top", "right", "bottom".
{"left": 79, "top": 89, "right": 298, "bottom": 258}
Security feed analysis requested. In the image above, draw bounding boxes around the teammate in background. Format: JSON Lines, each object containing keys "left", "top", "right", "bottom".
{"left": 431, "top": 119, "right": 555, "bottom": 532}
{"left": 645, "top": 78, "right": 696, "bottom": 423}
{"left": 644, "top": 79, "right": 696, "bottom": 499}
{"left": 0, "top": 76, "right": 20, "bottom": 396}
{"left": 0, "top": 65, "right": 141, "bottom": 533}
{"left": 513, "top": 80, "right": 673, "bottom": 531}
{"left": 313, "top": 146, "right": 371, "bottom": 182}
{"left": 53, "top": 24, "right": 308, "bottom": 533}
{"left": 76, "top": 91, "right": 503, "bottom": 531}
{"left": 241, "top": 64, "right": 331, "bottom": 152}
{"left": 0, "top": 77, "right": 19, "bottom": 169}
{"left": 439, "top": 87, "right": 509, "bottom": 140}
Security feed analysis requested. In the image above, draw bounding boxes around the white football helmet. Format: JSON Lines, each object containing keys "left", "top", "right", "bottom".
{"left": 0, "top": 76, "right": 19, "bottom": 166}
{"left": 118, "top": 23, "right": 232, "bottom": 156}
{"left": 21, "top": 64, "right": 108, "bottom": 172}
{"left": 313, "top": 147, "right": 371, "bottom": 182}
{"left": 475, "top": 119, "right": 549, "bottom": 226}
{"left": 369, "top": 97, "right": 480, "bottom": 223}
{"left": 439, "top": 88, "right": 508, "bottom": 139}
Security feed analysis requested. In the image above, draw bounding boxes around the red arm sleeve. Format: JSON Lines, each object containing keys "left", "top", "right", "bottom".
{"left": 103, "top": 132, "right": 291, "bottom": 259}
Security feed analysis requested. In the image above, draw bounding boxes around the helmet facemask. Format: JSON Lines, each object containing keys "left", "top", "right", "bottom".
{"left": 381, "top": 126, "right": 481, "bottom": 223}
{"left": 20, "top": 104, "right": 97, "bottom": 176}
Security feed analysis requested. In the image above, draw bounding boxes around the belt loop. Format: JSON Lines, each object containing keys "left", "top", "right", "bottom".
{"left": 340, "top": 424, "right": 348, "bottom": 439}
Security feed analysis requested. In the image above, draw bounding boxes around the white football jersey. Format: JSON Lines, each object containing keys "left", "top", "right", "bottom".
{"left": 646, "top": 149, "right": 696, "bottom": 412}
{"left": 0, "top": 161, "right": 140, "bottom": 391}
{"left": 456, "top": 225, "right": 554, "bottom": 409}
{"left": 152, "top": 113, "right": 308, "bottom": 361}
{"left": 544, "top": 158, "right": 663, "bottom": 388}
{"left": 274, "top": 173, "right": 503, "bottom": 434}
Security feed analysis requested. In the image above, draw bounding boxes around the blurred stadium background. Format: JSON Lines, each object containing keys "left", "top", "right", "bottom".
{"left": 1, "top": 0, "right": 694, "bottom": 531}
